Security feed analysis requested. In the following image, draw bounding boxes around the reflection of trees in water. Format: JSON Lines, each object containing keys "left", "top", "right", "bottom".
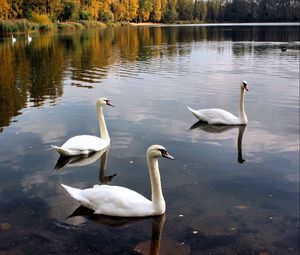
{"left": 28, "top": 35, "right": 64, "bottom": 107}
{"left": 0, "top": 34, "right": 64, "bottom": 131}
{"left": 0, "top": 26, "right": 299, "bottom": 131}
{"left": 0, "top": 44, "right": 30, "bottom": 130}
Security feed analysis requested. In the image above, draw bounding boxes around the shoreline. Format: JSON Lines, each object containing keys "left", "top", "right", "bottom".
{"left": 128, "top": 22, "right": 300, "bottom": 27}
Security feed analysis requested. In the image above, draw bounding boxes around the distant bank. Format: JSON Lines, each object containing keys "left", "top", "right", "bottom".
{"left": 0, "top": 19, "right": 107, "bottom": 35}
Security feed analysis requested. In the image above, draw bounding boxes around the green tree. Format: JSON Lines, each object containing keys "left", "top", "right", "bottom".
{"left": 160, "top": 0, "right": 168, "bottom": 21}
{"left": 165, "top": 0, "right": 177, "bottom": 22}
{"left": 49, "top": 0, "right": 64, "bottom": 21}
{"left": 99, "top": 0, "right": 114, "bottom": 22}
{"left": 194, "top": 0, "right": 207, "bottom": 21}
{"left": 177, "top": 0, "right": 193, "bottom": 20}
{"left": 139, "top": 0, "right": 153, "bottom": 21}
{"left": 60, "top": 0, "right": 80, "bottom": 21}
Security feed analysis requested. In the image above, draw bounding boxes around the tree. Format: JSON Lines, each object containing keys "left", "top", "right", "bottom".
{"left": 139, "top": 0, "right": 153, "bottom": 21}
{"left": 8, "top": 0, "right": 24, "bottom": 19}
{"left": 165, "top": 0, "right": 177, "bottom": 22}
{"left": 207, "top": 0, "right": 221, "bottom": 21}
{"left": 127, "top": 0, "right": 139, "bottom": 21}
{"left": 194, "top": 0, "right": 207, "bottom": 21}
{"left": 160, "top": 0, "right": 168, "bottom": 21}
{"left": 153, "top": 0, "right": 162, "bottom": 21}
{"left": 99, "top": 0, "right": 114, "bottom": 22}
{"left": 112, "top": 0, "right": 126, "bottom": 21}
{"left": 49, "top": 0, "right": 64, "bottom": 21}
{"left": 177, "top": 0, "right": 194, "bottom": 20}
{"left": 60, "top": 0, "right": 81, "bottom": 21}
{"left": 0, "top": 0, "right": 10, "bottom": 20}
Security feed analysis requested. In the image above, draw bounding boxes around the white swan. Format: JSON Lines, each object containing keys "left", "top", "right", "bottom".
{"left": 51, "top": 97, "right": 114, "bottom": 156}
{"left": 187, "top": 81, "right": 249, "bottom": 125}
{"left": 11, "top": 35, "right": 16, "bottom": 43}
{"left": 61, "top": 145, "right": 174, "bottom": 217}
{"left": 27, "top": 34, "right": 32, "bottom": 43}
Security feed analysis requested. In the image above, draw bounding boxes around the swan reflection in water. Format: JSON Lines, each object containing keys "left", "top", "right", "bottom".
{"left": 190, "top": 122, "right": 246, "bottom": 164}
{"left": 68, "top": 208, "right": 166, "bottom": 255}
{"left": 54, "top": 147, "right": 116, "bottom": 183}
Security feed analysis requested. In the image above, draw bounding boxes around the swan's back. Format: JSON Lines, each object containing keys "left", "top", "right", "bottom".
{"left": 62, "top": 184, "right": 154, "bottom": 217}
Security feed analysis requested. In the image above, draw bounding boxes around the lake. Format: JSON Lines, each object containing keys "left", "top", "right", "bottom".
{"left": 0, "top": 23, "right": 299, "bottom": 254}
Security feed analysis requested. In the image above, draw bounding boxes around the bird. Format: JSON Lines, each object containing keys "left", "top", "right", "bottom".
{"left": 187, "top": 81, "right": 249, "bottom": 125}
{"left": 61, "top": 144, "right": 174, "bottom": 217}
{"left": 51, "top": 97, "right": 114, "bottom": 156}
{"left": 27, "top": 34, "right": 32, "bottom": 43}
{"left": 11, "top": 34, "right": 16, "bottom": 43}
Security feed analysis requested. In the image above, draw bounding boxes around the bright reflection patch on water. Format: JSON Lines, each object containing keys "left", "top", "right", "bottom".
{"left": 0, "top": 24, "right": 299, "bottom": 254}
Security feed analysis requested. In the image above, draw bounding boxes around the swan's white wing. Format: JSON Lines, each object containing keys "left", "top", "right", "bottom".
{"left": 62, "top": 184, "right": 154, "bottom": 217}
{"left": 62, "top": 135, "right": 110, "bottom": 152}
{"left": 188, "top": 107, "right": 240, "bottom": 125}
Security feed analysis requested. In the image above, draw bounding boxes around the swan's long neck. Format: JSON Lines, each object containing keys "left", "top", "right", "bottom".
{"left": 97, "top": 104, "right": 109, "bottom": 140}
{"left": 239, "top": 87, "right": 248, "bottom": 124}
{"left": 147, "top": 155, "right": 165, "bottom": 214}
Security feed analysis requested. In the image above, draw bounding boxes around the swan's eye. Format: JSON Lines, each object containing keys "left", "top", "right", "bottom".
{"left": 158, "top": 149, "right": 175, "bottom": 160}
{"left": 158, "top": 149, "right": 167, "bottom": 155}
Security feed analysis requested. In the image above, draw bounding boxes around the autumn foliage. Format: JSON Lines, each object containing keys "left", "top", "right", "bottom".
{"left": 0, "top": 0, "right": 298, "bottom": 23}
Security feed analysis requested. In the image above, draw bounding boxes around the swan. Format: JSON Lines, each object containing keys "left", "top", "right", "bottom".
{"left": 51, "top": 97, "right": 114, "bottom": 156}
{"left": 11, "top": 35, "right": 16, "bottom": 43}
{"left": 187, "top": 81, "right": 249, "bottom": 125}
{"left": 61, "top": 144, "right": 174, "bottom": 217}
{"left": 27, "top": 34, "right": 32, "bottom": 43}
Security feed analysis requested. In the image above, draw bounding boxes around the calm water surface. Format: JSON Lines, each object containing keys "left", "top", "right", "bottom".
{"left": 0, "top": 24, "right": 299, "bottom": 254}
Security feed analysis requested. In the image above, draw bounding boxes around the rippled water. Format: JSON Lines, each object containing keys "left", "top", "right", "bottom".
{"left": 0, "top": 24, "right": 299, "bottom": 254}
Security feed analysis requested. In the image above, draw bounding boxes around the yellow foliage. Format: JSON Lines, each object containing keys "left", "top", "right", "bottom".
{"left": 32, "top": 12, "right": 51, "bottom": 25}
{"left": 0, "top": 0, "right": 10, "bottom": 20}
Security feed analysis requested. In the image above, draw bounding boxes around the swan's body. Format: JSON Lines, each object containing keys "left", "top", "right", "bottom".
{"left": 51, "top": 97, "right": 114, "bottom": 156}
{"left": 61, "top": 145, "right": 174, "bottom": 217}
{"left": 11, "top": 35, "right": 16, "bottom": 43}
{"left": 28, "top": 34, "right": 32, "bottom": 43}
{"left": 188, "top": 81, "right": 249, "bottom": 125}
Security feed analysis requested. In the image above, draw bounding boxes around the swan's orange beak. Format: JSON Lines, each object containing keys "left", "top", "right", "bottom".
{"left": 244, "top": 84, "right": 249, "bottom": 91}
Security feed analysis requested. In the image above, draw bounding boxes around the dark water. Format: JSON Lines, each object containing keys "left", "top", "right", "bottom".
{"left": 0, "top": 24, "right": 299, "bottom": 254}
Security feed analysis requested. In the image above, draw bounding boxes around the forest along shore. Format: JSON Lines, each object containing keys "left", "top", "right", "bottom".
{"left": 0, "top": 0, "right": 299, "bottom": 35}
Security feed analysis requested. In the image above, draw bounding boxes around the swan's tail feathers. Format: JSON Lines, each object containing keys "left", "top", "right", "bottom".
{"left": 187, "top": 106, "right": 200, "bottom": 118}
{"left": 61, "top": 184, "right": 89, "bottom": 205}
{"left": 187, "top": 106, "right": 195, "bottom": 113}
{"left": 51, "top": 145, "right": 73, "bottom": 156}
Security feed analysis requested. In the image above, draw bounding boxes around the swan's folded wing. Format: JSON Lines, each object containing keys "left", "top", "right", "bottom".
{"left": 82, "top": 185, "right": 153, "bottom": 217}
{"left": 197, "top": 109, "right": 239, "bottom": 125}
{"left": 62, "top": 135, "right": 110, "bottom": 152}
